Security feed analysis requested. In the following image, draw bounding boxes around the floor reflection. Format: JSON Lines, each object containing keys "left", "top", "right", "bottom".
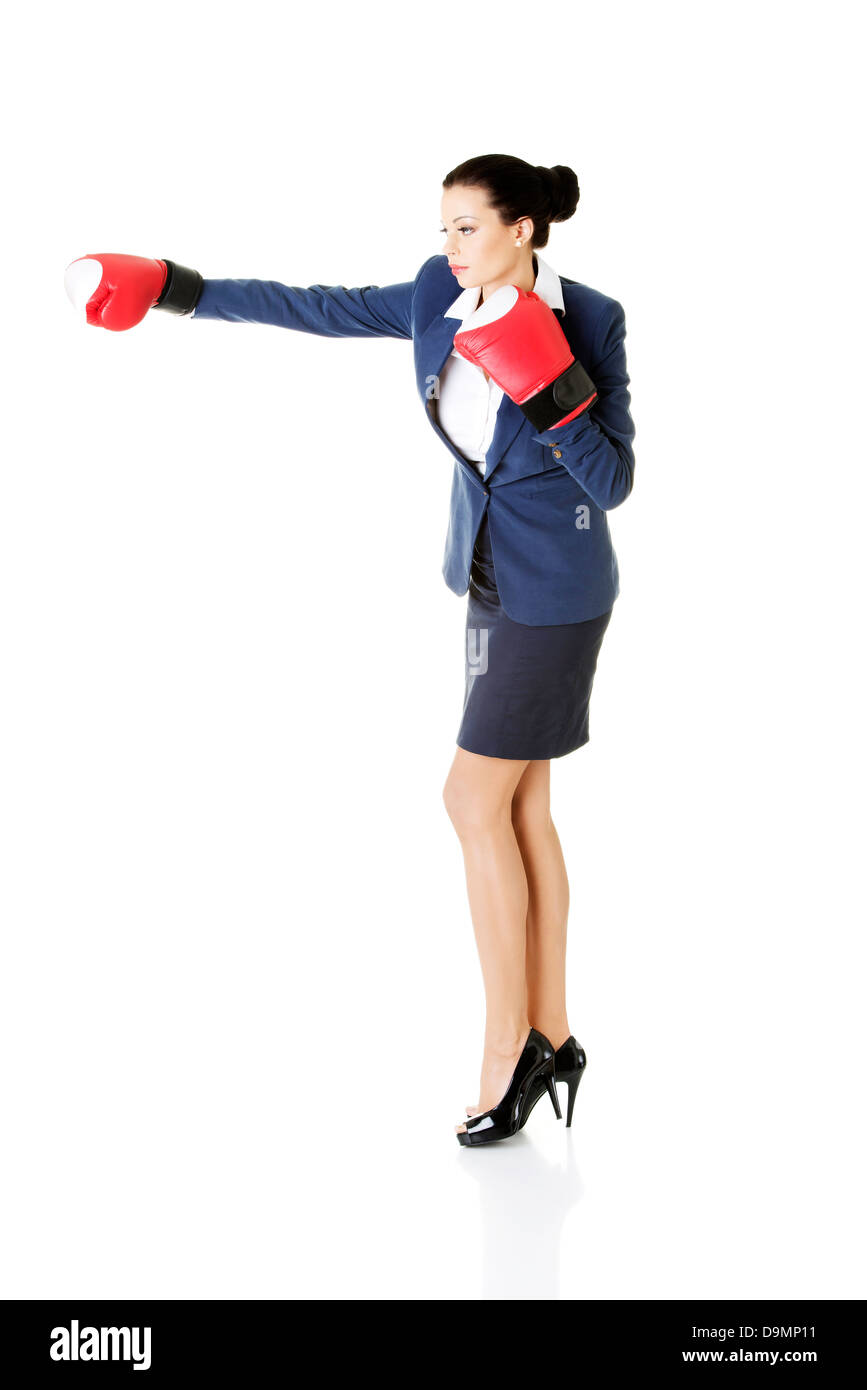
{"left": 456, "top": 1132, "right": 585, "bottom": 1299}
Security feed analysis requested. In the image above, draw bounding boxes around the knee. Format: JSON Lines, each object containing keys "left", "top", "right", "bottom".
{"left": 442, "top": 776, "right": 502, "bottom": 839}
{"left": 442, "top": 774, "right": 468, "bottom": 830}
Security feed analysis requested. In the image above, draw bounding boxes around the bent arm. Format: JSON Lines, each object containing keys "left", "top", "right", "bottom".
{"left": 190, "top": 275, "right": 414, "bottom": 340}
{"left": 532, "top": 300, "right": 636, "bottom": 510}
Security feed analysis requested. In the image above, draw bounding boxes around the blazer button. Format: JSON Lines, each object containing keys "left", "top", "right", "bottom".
{"left": 552, "top": 449, "right": 562, "bottom": 459}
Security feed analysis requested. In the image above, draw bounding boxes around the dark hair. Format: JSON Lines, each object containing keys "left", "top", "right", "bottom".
{"left": 442, "top": 153, "right": 580, "bottom": 249}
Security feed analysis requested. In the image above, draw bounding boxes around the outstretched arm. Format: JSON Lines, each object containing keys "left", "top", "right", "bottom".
{"left": 64, "top": 253, "right": 418, "bottom": 341}
{"left": 191, "top": 274, "right": 414, "bottom": 340}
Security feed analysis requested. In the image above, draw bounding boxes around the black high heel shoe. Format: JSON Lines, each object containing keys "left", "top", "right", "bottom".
{"left": 470, "top": 1035, "right": 587, "bottom": 1129}
{"left": 552, "top": 1036, "right": 587, "bottom": 1128}
{"left": 457, "top": 1028, "right": 560, "bottom": 1147}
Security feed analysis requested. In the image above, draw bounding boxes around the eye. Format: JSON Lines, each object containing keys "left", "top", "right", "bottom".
{"left": 439, "top": 226, "right": 475, "bottom": 235}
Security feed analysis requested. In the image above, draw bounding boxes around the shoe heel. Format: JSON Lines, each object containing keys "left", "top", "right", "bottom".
{"left": 543, "top": 1067, "right": 562, "bottom": 1120}
{"left": 564, "top": 1071, "right": 583, "bottom": 1128}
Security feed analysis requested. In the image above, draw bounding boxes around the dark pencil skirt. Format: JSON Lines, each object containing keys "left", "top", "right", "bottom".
{"left": 456, "top": 511, "right": 613, "bottom": 761}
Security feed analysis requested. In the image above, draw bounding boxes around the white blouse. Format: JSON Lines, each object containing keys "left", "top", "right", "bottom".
{"left": 435, "top": 254, "right": 566, "bottom": 476}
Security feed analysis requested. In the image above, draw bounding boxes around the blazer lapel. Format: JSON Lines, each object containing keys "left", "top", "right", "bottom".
{"left": 482, "top": 397, "right": 526, "bottom": 482}
{"left": 415, "top": 313, "right": 488, "bottom": 483}
{"left": 415, "top": 310, "right": 530, "bottom": 485}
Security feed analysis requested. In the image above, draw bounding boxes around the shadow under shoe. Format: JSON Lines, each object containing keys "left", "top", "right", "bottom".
{"left": 457, "top": 1028, "right": 559, "bottom": 1147}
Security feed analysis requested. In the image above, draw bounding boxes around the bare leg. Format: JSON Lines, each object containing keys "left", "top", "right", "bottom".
{"left": 511, "top": 759, "right": 572, "bottom": 1052}
{"left": 462, "top": 759, "right": 572, "bottom": 1118}
{"left": 442, "top": 747, "right": 532, "bottom": 1134}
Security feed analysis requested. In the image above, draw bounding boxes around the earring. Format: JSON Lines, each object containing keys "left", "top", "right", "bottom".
{"left": 516, "top": 240, "right": 523, "bottom": 247}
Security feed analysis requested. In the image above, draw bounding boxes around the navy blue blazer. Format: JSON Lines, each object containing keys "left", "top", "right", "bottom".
{"left": 191, "top": 253, "right": 636, "bottom": 624}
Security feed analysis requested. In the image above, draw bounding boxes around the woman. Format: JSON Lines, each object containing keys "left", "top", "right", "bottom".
{"left": 64, "top": 153, "right": 636, "bottom": 1148}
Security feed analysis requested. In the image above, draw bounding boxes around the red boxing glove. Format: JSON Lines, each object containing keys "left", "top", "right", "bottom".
{"left": 64, "top": 254, "right": 203, "bottom": 330}
{"left": 453, "top": 286, "right": 597, "bottom": 431}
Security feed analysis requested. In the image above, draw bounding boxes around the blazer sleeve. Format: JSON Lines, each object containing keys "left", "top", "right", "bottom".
{"left": 190, "top": 272, "right": 414, "bottom": 340}
{"left": 532, "top": 299, "right": 636, "bottom": 510}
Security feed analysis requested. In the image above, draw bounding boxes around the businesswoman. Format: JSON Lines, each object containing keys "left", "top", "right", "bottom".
{"left": 64, "top": 152, "right": 636, "bottom": 1147}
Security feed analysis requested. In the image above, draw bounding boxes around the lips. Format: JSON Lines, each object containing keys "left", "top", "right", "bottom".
{"left": 450, "top": 265, "right": 467, "bottom": 273}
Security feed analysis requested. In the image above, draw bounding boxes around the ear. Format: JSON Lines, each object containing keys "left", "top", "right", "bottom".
{"left": 513, "top": 215, "right": 534, "bottom": 245}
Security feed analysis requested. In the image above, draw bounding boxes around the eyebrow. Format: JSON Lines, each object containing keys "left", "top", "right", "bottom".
{"left": 439, "top": 215, "right": 480, "bottom": 223}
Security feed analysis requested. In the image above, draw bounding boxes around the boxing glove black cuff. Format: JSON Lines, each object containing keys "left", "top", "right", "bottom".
{"left": 155, "top": 259, "right": 204, "bottom": 315}
{"left": 519, "top": 356, "right": 597, "bottom": 431}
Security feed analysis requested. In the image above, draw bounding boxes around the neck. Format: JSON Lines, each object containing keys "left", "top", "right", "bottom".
{"left": 480, "top": 252, "right": 537, "bottom": 304}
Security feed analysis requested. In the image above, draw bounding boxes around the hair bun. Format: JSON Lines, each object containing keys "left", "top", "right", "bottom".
{"left": 536, "top": 164, "right": 580, "bottom": 223}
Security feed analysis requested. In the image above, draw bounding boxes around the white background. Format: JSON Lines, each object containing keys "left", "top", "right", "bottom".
{"left": 1, "top": 0, "right": 864, "bottom": 1300}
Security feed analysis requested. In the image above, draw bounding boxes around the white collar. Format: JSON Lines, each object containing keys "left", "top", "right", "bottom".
{"left": 443, "top": 253, "right": 565, "bottom": 321}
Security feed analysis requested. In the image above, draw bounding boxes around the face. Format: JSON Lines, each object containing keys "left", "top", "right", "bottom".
{"left": 439, "top": 184, "right": 534, "bottom": 297}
